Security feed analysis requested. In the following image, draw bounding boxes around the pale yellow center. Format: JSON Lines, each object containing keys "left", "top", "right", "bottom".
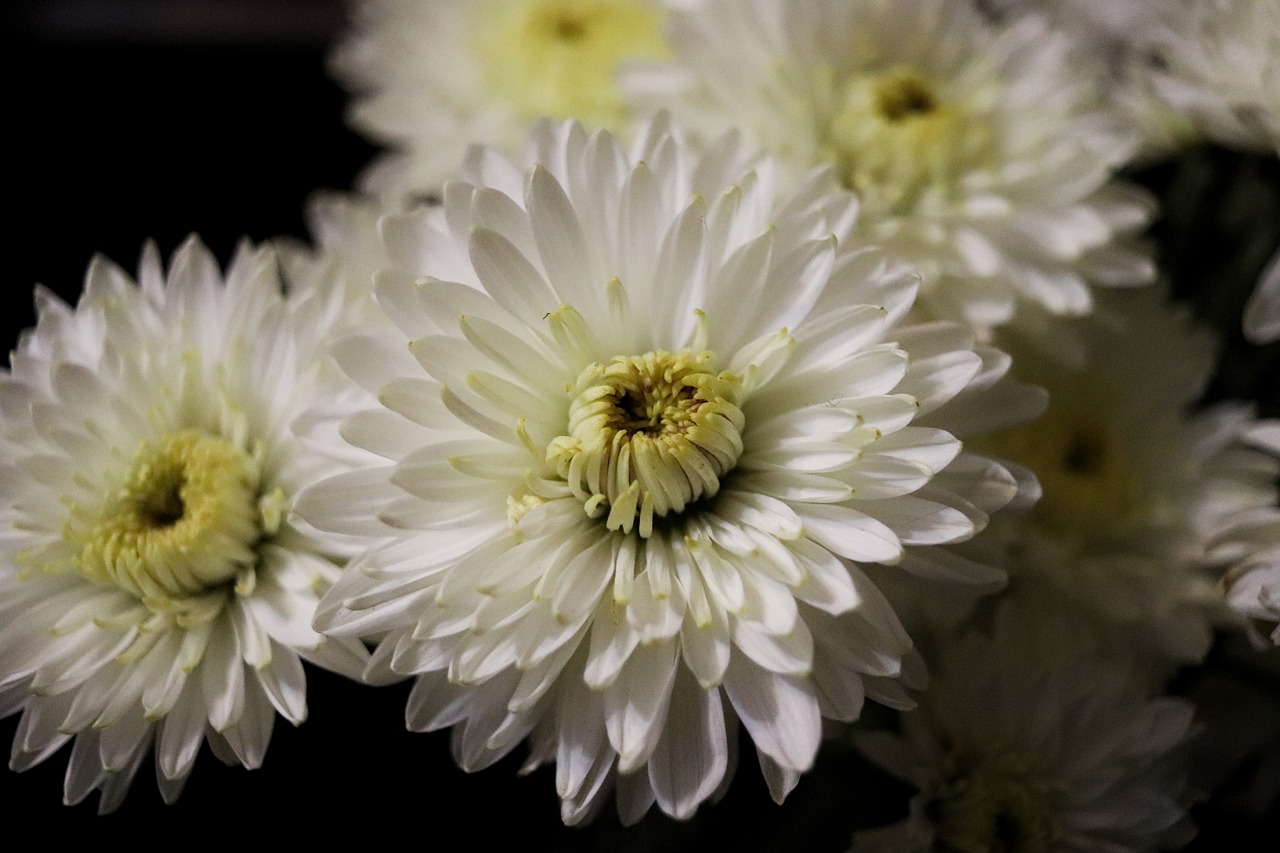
{"left": 474, "top": 0, "right": 668, "bottom": 127}
{"left": 76, "top": 429, "right": 267, "bottom": 603}
{"left": 932, "top": 756, "right": 1058, "bottom": 853}
{"left": 980, "top": 402, "right": 1144, "bottom": 541}
{"left": 821, "top": 66, "right": 994, "bottom": 212}
{"left": 546, "top": 349, "right": 745, "bottom": 537}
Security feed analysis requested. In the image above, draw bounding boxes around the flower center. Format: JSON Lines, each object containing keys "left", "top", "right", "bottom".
{"left": 546, "top": 349, "right": 745, "bottom": 537}
{"left": 820, "top": 66, "right": 994, "bottom": 212}
{"left": 978, "top": 403, "right": 1144, "bottom": 541}
{"left": 475, "top": 0, "right": 668, "bottom": 127}
{"left": 76, "top": 429, "right": 266, "bottom": 602}
{"left": 931, "top": 757, "right": 1058, "bottom": 853}
{"left": 875, "top": 74, "right": 939, "bottom": 122}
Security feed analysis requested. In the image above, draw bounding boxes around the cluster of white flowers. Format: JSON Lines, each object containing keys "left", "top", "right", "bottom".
{"left": 3, "top": 0, "right": 1278, "bottom": 847}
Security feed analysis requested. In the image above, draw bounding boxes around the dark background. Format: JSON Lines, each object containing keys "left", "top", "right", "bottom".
{"left": 1, "top": 1, "right": 1277, "bottom": 848}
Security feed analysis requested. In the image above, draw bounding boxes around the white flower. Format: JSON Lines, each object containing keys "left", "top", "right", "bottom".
{"left": 0, "top": 238, "right": 370, "bottom": 811}
{"left": 1149, "top": 0, "right": 1280, "bottom": 154}
{"left": 1220, "top": 509, "right": 1280, "bottom": 645}
{"left": 855, "top": 602, "right": 1196, "bottom": 853}
{"left": 277, "top": 192, "right": 394, "bottom": 332}
{"left": 983, "top": 0, "right": 1171, "bottom": 46}
{"left": 1144, "top": 0, "right": 1280, "bottom": 348}
{"left": 1215, "top": 420, "right": 1280, "bottom": 644}
{"left": 297, "top": 117, "right": 1037, "bottom": 823}
{"left": 622, "top": 0, "right": 1156, "bottom": 334}
{"left": 333, "top": 0, "right": 670, "bottom": 204}
{"left": 974, "top": 286, "right": 1280, "bottom": 675}
{"left": 981, "top": 0, "right": 1198, "bottom": 161}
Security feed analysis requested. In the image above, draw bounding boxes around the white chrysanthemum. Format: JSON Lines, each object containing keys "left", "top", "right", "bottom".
{"left": 983, "top": 0, "right": 1171, "bottom": 44}
{"left": 1215, "top": 420, "right": 1280, "bottom": 644}
{"left": 0, "top": 238, "right": 370, "bottom": 811}
{"left": 623, "top": 0, "right": 1156, "bottom": 334}
{"left": 981, "top": 0, "right": 1197, "bottom": 161}
{"left": 1145, "top": 0, "right": 1280, "bottom": 347}
{"left": 1150, "top": 0, "right": 1280, "bottom": 154}
{"left": 333, "top": 0, "right": 670, "bottom": 204}
{"left": 855, "top": 602, "right": 1196, "bottom": 853}
{"left": 974, "top": 287, "right": 1280, "bottom": 675}
{"left": 298, "top": 117, "right": 1038, "bottom": 823}
{"left": 277, "top": 192, "right": 394, "bottom": 331}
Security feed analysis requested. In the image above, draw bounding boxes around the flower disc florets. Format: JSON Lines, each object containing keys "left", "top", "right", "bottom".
{"left": 300, "top": 117, "right": 1037, "bottom": 824}
{"left": 930, "top": 754, "right": 1059, "bottom": 853}
{"left": 822, "top": 65, "right": 995, "bottom": 215}
{"left": 76, "top": 430, "right": 264, "bottom": 604}
{"left": 548, "top": 348, "right": 744, "bottom": 535}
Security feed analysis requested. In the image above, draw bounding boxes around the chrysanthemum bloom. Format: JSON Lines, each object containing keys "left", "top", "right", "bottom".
{"left": 277, "top": 192, "right": 394, "bottom": 330}
{"left": 984, "top": 0, "right": 1169, "bottom": 44}
{"left": 0, "top": 238, "right": 371, "bottom": 811}
{"left": 1149, "top": 0, "right": 1280, "bottom": 154}
{"left": 1145, "top": 0, "right": 1280, "bottom": 345}
{"left": 298, "top": 117, "right": 1039, "bottom": 823}
{"left": 973, "top": 287, "right": 1280, "bottom": 677}
{"left": 1215, "top": 420, "right": 1280, "bottom": 645}
{"left": 623, "top": 0, "right": 1155, "bottom": 335}
{"left": 855, "top": 603, "right": 1196, "bottom": 852}
{"left": 332, "top": 0, "right": 670, "bottom": 204}
{"left": 981, "top": 0, "right": 1197, "bottom": 161}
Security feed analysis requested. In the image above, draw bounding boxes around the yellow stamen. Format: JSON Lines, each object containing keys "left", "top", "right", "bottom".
{"left": 546, "top": 349, "right": 745, "bottom": 535}
{"left": 932, "top": 754, "right": 1060, "bottom": 853}
{"left": 474, "top": 0, "right": 669, "bottom": 127}
{"left": 76, "top": 429, "right": 264, "bottom": 603}
{"left": 821, "top": 65, "right": 994, "bottom": 212}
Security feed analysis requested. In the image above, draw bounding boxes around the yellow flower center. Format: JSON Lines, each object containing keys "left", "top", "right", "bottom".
{"left": 821, "top": 66, "right": 995, "bottom": 212}
{"left": 546, "top": 349, "right": 745, "bottom": 537}
{"left": 875, "top": 73, "right": 940, "bottom": 122}
{"left": 932, "top": 755, "right": 1059, "bottom": 853}
{"left": 76, "top": 429, "right": 269, "bottom": 603}
{"left": 978, "top": 402, "right": 1144, "bottom": 541}
{"left": 474, "top": 0, "right": 668, "bottom": 127}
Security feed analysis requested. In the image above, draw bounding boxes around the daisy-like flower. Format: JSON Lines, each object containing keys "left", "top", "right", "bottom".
{"left": 297, "top": 117, "right": 1037, "bottom": 823}
{"left": 332, "top": 0, "right": 670, "bottom": 204}
{"left": 1145, "top": 0, "right": 1280, "bottom": 348}
{"left": 980, "top": 0, "right": 1197, "bottom": 161}
{"left": 276, "top": 192, "right": 394, "bottom": 331}
{"left": 1149, "top": 0, "right": 1280, "bottom": 154}
{"left": 623, "top": 0, "right": 1156, "bottom": 334}
{"left": 1220, "top": 509, "right": 1280, "bottom": 645}
{"left": 0, "top": 238, "right": 370, "bottom": 811}
{"left": 855, "top": 602, "right": 1196, "bottom": 853}
{"left": 973, "top": 287, "right": 1280, "bottom": 675}
{"left": 1215, "top": 420, "right": 1280, "bottom": 645}
{"left": 983, "top": 0, "right": 1170, "bottom": 44}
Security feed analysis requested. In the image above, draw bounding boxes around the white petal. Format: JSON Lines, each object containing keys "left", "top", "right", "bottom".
{"left": 604, "top": 640, "right": 679, "bottom": 773}
{"left": 722, "top": 656, "right": 821, "bottom": 773}
{"left": 648, "top": 669, "right": 728, "bottom": 820}
{"left": 796, "top": 504, "right": 903, "bottom": 564}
